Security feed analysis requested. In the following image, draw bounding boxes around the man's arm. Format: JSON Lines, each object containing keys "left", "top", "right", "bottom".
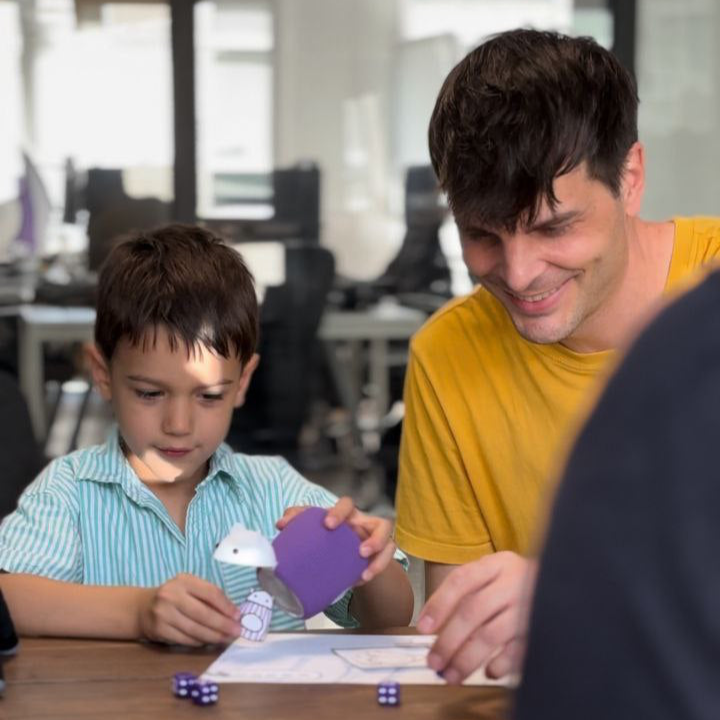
{"left": 0, "top": 573, "right": 241, "bottom": 644}
{"left": 424, "top": 560, "right": 458, "bottom": 600}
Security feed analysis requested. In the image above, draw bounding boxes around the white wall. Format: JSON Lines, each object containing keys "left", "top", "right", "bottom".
{"left": 638, "top": 0, "right": 720, "bottom": 219}
{"left": 273, "top": 0, "right": 403, "bottom": 278}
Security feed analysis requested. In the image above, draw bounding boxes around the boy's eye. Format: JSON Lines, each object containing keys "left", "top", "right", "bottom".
{"left": 134, "top": 389, "right": 162, "bottom": 400}
{"left": 201, "top": 393, "right": 224, "bottom": 402}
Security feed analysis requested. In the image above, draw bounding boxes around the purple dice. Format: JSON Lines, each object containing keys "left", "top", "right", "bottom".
{"left": 377, "top": 681, "right": 401, "bottom": 707}
{"left": 190, "top": 680, "right": 220, "bottom": 706}
{"left": 172, "top": 672, "right": 197, "bottom": 698}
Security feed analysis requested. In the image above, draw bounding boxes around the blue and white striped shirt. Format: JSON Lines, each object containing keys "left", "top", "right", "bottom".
{"left": 0, "top": 431, "right": 404, "bottom": 630}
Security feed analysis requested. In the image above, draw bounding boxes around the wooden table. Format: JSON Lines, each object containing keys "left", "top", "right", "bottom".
{"left": 2, "top": 635, "right": 511, "bottom": 719}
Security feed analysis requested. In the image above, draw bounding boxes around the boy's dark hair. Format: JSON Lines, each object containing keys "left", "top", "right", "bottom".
{"left": 95, "top": 224, "right": 258, "bottom": 364}
{"left": 429, "top": 29, "right": 639, "bottom": 231}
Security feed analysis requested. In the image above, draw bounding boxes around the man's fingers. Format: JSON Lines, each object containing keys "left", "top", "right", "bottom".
{"left": 427, "top": 579, "right": 519, "bottom": 672}
{"left": 438, "top": 608, "right": 519, "bottom": 683}
{"left": 486, "top": 637, "right": 524, "bottom": 680}
{"left": 418, "top": 558, "right": 500, "bottom": 633}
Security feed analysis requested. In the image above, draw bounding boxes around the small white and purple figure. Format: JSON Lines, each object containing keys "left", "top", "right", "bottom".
{"left": 213, "top": 508, "right": 369, "bottom": 627}
{"left": 236, "top": 589, "right": 273, "bottom": 642}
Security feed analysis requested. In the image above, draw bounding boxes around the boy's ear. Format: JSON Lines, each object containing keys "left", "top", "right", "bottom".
{"left": 84, "top": 343, "right": 112, "bottom": 401}
{"left": 234, "top": 353, "right": 260, "bottom": 408}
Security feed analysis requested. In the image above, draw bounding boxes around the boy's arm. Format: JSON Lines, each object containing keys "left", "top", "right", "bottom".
{"left": 0, "top": 573, "right": 148, "bottom": 639}
{"left": 348, "top": 558, "right": 414, "bottom": 629}
{"left": 0, "top": 573, "right": 241, "bottom": 644}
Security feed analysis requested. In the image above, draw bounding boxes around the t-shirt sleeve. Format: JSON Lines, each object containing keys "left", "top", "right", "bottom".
{"left": 395, "top": 346, "right": 493, "bottom": 564}
{"left": 0, "top": 463, "right": 82, "bottom": 582}
{"left": 276, "top": 460, "right": 409, "bottom": 629}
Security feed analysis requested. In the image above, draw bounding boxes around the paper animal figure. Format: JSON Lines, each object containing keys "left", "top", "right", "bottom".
{"left": 213, "top": 508, "right": 369, "bottom": 619}
{"left": 237, "top": 590, "right": 273, "bottom": 642}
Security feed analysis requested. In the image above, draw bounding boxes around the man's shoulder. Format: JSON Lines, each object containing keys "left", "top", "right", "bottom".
{"left": 412, "top": 287, "right": 511, "bottom": 352}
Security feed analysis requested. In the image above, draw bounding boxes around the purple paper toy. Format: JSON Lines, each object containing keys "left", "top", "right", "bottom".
{"left": 237, "top": 590, "right": 273, "bottom": 641}
{"left": 214, "top": 507, "right": 369, "bottom": 619}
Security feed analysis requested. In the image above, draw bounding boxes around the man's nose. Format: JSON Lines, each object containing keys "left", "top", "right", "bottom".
{"left": 500, "top": 236, "right": 544, "bottom": 293}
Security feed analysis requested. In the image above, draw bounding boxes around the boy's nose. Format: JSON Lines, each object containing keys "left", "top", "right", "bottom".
{"left": 162, "top": 397, "right": 193, "bottom": 436}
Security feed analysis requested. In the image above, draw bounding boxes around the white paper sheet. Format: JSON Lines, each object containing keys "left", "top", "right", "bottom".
{"left": 201, "top": 633, "right": 515, "bottom": 686}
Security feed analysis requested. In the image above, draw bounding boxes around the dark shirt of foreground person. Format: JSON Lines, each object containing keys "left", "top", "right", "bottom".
{"left": 516, "top": 270, "right": 720, "bottom": 720}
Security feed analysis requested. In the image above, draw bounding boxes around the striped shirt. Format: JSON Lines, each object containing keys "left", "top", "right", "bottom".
{"left": 0, "top": 431, "right": 406, "bottom": 630}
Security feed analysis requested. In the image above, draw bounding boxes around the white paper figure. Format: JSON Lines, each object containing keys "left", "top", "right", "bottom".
{"left": 213, "top": 524, "right": 277, "bottom": 568}
{"left": 237, "top": 589, "right": 273, "bottom": 642}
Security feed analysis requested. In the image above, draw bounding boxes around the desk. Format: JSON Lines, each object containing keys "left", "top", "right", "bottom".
{"left": 318, "top": 303, "right": 427, "bottom": 423}
{"left": 18, "top": 304, "right": 427, "bottom": 444}
{"left": 3, "top": 635, "right": 510, "bottom": 719}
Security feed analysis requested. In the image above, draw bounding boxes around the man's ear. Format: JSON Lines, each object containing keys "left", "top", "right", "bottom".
{"left": 234, "top": 353, "right": 260, "bottom": 408}
{"left": 621, "top": 141, "right": 645, "bottom": 216}
{"left": 84, "top": 343, "right": 112, "bottom": 401}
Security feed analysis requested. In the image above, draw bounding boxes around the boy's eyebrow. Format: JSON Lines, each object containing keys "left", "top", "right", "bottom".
{"left": 126, "top": 375, "right": 235, "bottom": 390}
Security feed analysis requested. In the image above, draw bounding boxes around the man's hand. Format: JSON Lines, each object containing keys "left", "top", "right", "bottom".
{"left": 417, "top": 552, "right": 538, "bottom": 683}
{"left": 276, "top": 496, "right": 396, "bottom": 584}
{"left": 137, "top": 573, "right": 242, "bottom": 646}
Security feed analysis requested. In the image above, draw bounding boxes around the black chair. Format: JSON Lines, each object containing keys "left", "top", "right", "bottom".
{"left": 0, "top": 370, "right": 44, "bottom": 519}
{"left": 85, "top": 169, "right": 172, "bottom": 272}
{"left": 226, "top": 242, "right": 336, "bottom": 462}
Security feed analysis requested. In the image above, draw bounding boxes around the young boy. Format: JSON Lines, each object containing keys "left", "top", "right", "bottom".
{"left": 0, "top": 225, "right": 413, "bottom": 644}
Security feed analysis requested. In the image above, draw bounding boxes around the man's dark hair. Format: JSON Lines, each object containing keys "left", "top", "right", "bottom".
{"left": 429, "top": 29, "right": 639, "bottom": 231}
{"left": 95, "top": 224, "right": 258, "bottom": 364}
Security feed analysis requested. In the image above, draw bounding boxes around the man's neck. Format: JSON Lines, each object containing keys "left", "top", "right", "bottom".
{"left": 561, "top": 218, "right": 676, "bottom": 353}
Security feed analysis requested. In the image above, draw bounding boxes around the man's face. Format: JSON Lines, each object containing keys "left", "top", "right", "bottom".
{"left": 457, "top": 164, "right": 630, "bottom": 347}
{"left": 95, "top": 326, "right": 255, "bottom": 487}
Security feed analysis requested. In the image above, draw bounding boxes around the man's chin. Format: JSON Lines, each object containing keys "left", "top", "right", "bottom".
{"left": 511, "top": 317, "right": 573, "bottom": 345}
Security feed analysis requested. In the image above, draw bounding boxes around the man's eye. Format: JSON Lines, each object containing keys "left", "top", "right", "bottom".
{"left": 542, "top": 224, "right": 570, "bottom": 237}
{"left": 201, "top": 393, "right": 224, "bottom": 402}
{"left": 134, "top": 389, "right": 162, "bottom": 400}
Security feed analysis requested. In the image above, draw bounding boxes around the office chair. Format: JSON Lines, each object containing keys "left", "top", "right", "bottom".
{"left": 85, "top": 168, "right": 172, "bottom": 271}
{"left": 0, "top": 370, "right": 44, "bottom": 519}
{"left": 226, "top": 242, "right": 336, "bottom": 462}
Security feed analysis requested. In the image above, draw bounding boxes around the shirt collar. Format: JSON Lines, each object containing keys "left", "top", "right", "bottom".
{"left": 73, "top": 428, "right": 244, "bottom": 503}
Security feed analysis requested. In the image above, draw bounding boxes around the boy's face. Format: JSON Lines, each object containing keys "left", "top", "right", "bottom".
{"left": 88, "top": 325, "right": 257, "bottom": 487}
{"left": 456, "top": 145, "right": 645, "bottom": 351}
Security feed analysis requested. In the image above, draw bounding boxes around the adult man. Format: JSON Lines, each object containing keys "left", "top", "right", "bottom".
{"left": 394, "top": 28, "right": 720, "bottom": 682}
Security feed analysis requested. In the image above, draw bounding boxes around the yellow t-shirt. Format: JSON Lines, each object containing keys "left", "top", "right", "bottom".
{"left": 395, "top": 217, "right": 720, "bottom": 564}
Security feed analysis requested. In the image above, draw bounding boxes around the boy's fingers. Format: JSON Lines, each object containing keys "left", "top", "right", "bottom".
{"left": 361, "top": 542, "right": 395, "bottom": 582}
{"left": 358, "top": 519, "right": 392, "bottom": 556}
{"left": 165, "top": 602, "right": 237, "bottom": 646}
{"left": 276, "top": 506, "right": 307, "bottom": 529}
{"left": 183, "top": 576, "right": 239, "bottom": 620}
{"left": 325, "top": 496, "right": 355, "bottom": 528}
{"left": 176, "top": 593, "right": 242, "bottom": 639}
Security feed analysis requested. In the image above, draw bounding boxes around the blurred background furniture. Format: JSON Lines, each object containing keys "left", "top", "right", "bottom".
{"left": 0, "top": 369, "right": 44, "bottom": 519}
{"left": 225, "top": 241, "right": 335, "bottom": 461}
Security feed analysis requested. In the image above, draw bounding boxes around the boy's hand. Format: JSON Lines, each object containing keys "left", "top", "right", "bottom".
{"left": 276, "top": 496, "right": 396, "bottom": 584}
{"left": 137, "top": 573, "right": 242, "bottom": 646}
